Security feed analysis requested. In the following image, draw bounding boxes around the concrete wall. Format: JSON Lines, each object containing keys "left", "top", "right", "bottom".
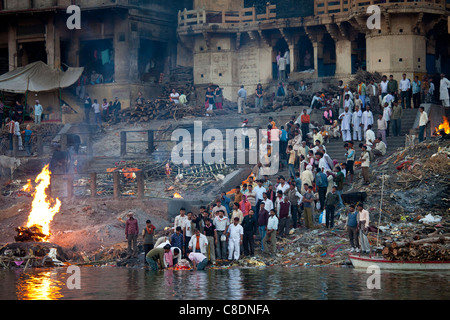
{"left": 192, "top": 34, "right": 272, "bottom": 101}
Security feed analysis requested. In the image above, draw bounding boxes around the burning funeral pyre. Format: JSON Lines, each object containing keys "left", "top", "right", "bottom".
{"left": 15, "top": 164, "right": 61, "bottom": 243}
{"left": 434, "top": 116, "right": 450, "bottom": 140}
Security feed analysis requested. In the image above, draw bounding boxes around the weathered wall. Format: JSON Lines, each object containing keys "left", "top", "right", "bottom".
{"left": 366, "top": 14, "right": 427, "bottom": 80}
{"left": 194, "top": 0, "right": 243, "bottom": 11}
{"left": 192, "top": 33, "right": 272, "bottom": 101}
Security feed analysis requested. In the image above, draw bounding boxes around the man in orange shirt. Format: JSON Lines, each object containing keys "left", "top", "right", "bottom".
{"left": 300, "top": 109, "right": 310, "bottom": 142}
{"left": 239, "top": 194, "right": 252, "bottom": 217}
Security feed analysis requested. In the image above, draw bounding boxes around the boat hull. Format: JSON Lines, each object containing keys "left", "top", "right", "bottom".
{"left": 349, "top": 255, "right": 450, "bottom": 270}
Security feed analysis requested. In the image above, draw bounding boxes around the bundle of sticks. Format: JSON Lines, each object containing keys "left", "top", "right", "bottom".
{"left": 382, "top": 236, "right": 450, "bottom": 261}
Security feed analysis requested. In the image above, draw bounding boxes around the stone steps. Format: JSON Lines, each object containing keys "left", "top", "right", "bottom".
{"left": 323, "top": 108, "right": 418, "bottom": 163}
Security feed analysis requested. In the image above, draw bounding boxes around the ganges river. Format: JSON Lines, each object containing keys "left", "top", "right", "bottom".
{"left": 0, "top": 266, "right": 449, "bottom": 300}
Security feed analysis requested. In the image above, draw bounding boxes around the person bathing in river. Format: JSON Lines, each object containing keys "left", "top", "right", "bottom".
{"left": 146, "top": 244, "right": 171, "bottom": 271}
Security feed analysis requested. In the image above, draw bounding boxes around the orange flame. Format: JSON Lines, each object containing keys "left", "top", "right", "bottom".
{"left": 22, "top": 179, "right": 32, "bottom": 193}
{"left": 122, "top": 167, "right": 140, "bottom": 180}
{"left": 26, "top": 164, "right": 61, "bottom": 241}
{"left": 173, "top": 192, "right": 183, "bottom": 199}
{"left": 435, "top": 117, "right": 450, "bottom": 135}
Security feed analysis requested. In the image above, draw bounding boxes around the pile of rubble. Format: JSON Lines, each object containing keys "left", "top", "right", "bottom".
{"left": 344, "top": 140, "right": 450, "bottom": 259}
{"left": 0, "top": 242, "right": 69, "bottom": 269}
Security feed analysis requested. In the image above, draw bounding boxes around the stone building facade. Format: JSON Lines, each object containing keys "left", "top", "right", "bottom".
{"left": 0, "top": 0, "right": 191, "bottom": 120}
{"left": 177, "top": 0, "right": 450, "bottom": 101}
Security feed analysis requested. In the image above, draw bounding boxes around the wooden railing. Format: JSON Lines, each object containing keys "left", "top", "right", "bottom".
{"left": 178, "top": 5, "right": 276, "bottom": 27}
{"left": 315, "top": 0, "right": 448, "bottom": 15}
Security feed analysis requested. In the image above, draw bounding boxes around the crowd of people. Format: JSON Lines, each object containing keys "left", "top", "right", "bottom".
{"left": 136, "top": 111, "right": 385, "bottom": 271}
{"left": 2, "top": 99, "right": 45, "bottom": 156}
{"left": 82, "top": 93, "right": 121, "bottom": 125}
{"left": 140, "top": 73, "right": 450, "bottom": 270}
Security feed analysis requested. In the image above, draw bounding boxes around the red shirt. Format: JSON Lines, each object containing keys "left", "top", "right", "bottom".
{"left": 240, "top": 200, "right": 252, "bottom": 216}
{"left": 301, "top": 114, "right": 310, "bottom": 124}
{"left": 125, "top": 218, "right": 139, "bottom": 235}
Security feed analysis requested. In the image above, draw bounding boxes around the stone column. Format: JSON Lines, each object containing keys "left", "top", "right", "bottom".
{"left": 312, "top": 40, "right": 323, "bottom": 77}
{"left": 289, "top": 43, "right": 300, "bottom": 74}
{"left": 113, "top": 16, "right": 130, "bottom": 83}
{"left": 8, "top": 24, "right": 17, "bottom": 71}
{"left": 67, "top": 36, "right": 80, "bottom": 67}
{"left": 335, "top": 39, "right": 352, "bottom": 76}
{"left": 46, "top": 16, "right": 58, "bottom": 68}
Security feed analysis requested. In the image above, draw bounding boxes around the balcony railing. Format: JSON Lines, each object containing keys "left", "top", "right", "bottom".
{"left": 178, "top": 4, "right": 277, "bottom": 27}
{"left": 314, "top": 0, "right": 448, "bottom": 16}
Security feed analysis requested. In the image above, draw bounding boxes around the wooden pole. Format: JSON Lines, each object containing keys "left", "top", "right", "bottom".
{"left": 90, "top": 173, "right": 97, "bottom": 198}
{"left": 113, "top": 171, "right": 120, "bottom": 200}
{"left": 120, "top": 131, "right": 127, "bottom": 157}
{"left": 147, "top": 130, "right": 154, "bottom": 155}
{"left": 136, "top": 170, "right": 144, "bottom": 199}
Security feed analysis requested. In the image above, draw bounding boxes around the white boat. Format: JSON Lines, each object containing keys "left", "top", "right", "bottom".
{"left": 349, "top": 254, "right": 450, "bottom": 271}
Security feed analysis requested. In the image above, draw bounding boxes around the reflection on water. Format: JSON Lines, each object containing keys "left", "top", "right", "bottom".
{"left": 16, "top": 271, "right": 65, "bottom": 300}
{"left": 1, "top": 266, "right": 449, "bottom": 300}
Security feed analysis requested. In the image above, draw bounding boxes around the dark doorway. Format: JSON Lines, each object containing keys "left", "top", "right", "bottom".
{"left": 353, "top": 33, "right": 366, "bottom": 73}
{"left": 322, "top": 33, "right": 336, "bottom": 77}
{"left": 79, "top": 39, "right": 114, "bottom": 83}
{"left": 17, "top": 41, "right": 46, "bottom": 67}
{"left": 138, "top": 39, "right": 168, "bottom": 82}
{"left": 0, "top": 47, "right": 8, "bottom": 75}
{"left": 298, "top": 35, "right": 313, "bottom": 72}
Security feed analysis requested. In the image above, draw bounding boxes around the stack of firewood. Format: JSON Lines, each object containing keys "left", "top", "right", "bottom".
{"left": 382, "top": 236, "right": 450, "bottom": 261}
{"left": 116, "top": 100, "right": 207, "bottom": 123}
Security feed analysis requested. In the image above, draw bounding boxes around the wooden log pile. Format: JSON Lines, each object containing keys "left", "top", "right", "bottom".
{"left": 15, "top": 225, "right": 48, "bottom": 242}
{"left": 116, "top": 100, "right": 206, "bottom": 124}
{"left": 382, "top": 236, "right": 450, "bottom": 262}
{"left": 348, "top": 70, "right": 383, "bottom": 91}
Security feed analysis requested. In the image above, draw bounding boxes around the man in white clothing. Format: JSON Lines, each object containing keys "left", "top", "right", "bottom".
{"left": 417, "top": 106, "right": 429, "bottom": 142}
{"left": 170, "top": 89, "right": 180, "bottom": 104}
{"left": 276, "top": 176, "right": 290, "bottom": 194}
{"left": 189, "top": 229, "right": 209, "bottom": 255}
{"left": 253, "top": 180, "right": 266, "bottom": 218}
{"left": 379, "top": 75, "right": 389, "bottom": 100}
{"left": 278, "top": 56, "right": 287, "bottom": 82}
{"left": 227, "top": 217, "right": 243, "bottom": 260}
{"left": 382, "top": 92, "right": 394, "bottom": 107}
{"left": 399, "top": 73, "right": 411, "bottom": 109}
{"left": 352, "top": 104, "right": 362, "bottom": 141}
{"left": 365, "top": 125, "right": 376, "bottom": 151}
{"left": 361, "top": 105, "right": 374, "bottom": 140}
{"left": 34, "top": 100, "right": 43, "bottom": 125}
{"left": 439, "top": 73, "right": 450, "bottom": 107}
{"left": 339, "top": 106, "right": 352, "bottom": 142}
{"left": 262, "top": 192, "right": 274, "bottom": 212}
{"left": 263, "top": 209, "right": 279, "bottom": 254}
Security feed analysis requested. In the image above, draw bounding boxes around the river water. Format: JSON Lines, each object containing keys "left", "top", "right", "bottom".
{"left": 0, "top": 266, "right": 449, "bottom": 300}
